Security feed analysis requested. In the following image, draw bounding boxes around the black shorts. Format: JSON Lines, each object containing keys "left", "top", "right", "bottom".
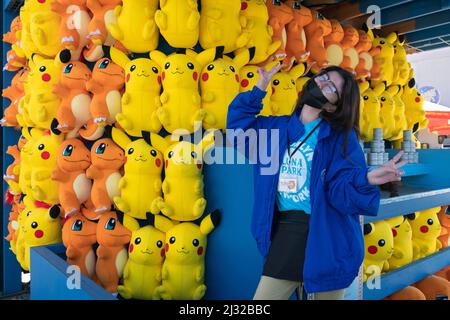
{"left": 262, "top": 209, "right": 310, "bottom": 282}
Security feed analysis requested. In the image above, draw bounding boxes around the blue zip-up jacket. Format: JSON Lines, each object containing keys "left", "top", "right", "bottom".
{"left": 227, "top": 86, "right": 381, "bottom": 293}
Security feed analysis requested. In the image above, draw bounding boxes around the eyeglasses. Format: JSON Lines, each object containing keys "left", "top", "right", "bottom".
{"left": 315, "top": 72, "right": 340, "bottom": 103}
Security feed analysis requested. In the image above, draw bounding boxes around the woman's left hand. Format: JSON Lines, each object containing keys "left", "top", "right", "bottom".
{"left": 367, "top": 151, "right": 408, "bottom": 186}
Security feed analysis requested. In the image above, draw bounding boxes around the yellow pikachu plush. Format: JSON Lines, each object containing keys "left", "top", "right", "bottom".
{"left": 19, "top": 128, "right": 44, "bottom": 197}
{"left": 154, "top": 131, "right": 215, "bottom": 222}
{"left": 25, "top": 0, "right": 63, "bottom": 58}
{"left": 368, "top": 30, "right": 397, "bottom": 86}
{"left": 154, "top": 210, "right": 221, "bottom": 300}
{"left": 378, "top": 84, "right": 397, "bottom": 141}
{"left": 118, "top": 215, "right": 174, "bottom": 300}
{"left": 388, "top": 216, "right": 413, "bottom": 270}
{"left": 363, "top": 221, "right": 394, "bottom": 281}
{"left": 21, "top": 51, "right": 71, "bottom": 129}
{"left": 237, "top": 0, "right": 281, "bottom": 64}
{"left": 107, "top": 0, "right": 159, "bottom": 53}
{"left": 15, "top": 198, "right": 35, "bottom": 267}
{"left": 239, "top": 61, "right": 279, "bottom": 117}
{"left": 17, "top": 4, "right": 41, "bottom": 59}
{"left": 110, "top": 47, "right": 162, "bottom": 136}
{"left": 407, "top": 208, "right": 442, "bottom": 260}
{"left": 150, "top": 48, "right": 218, "bottom": 134}
{"left": 389, "top": 86, "right": 408, "bottom": 141}
{"left": 392, "top": 39, "right": 410, "bottom": 87}
{"left": 199, "top": 0, "right": 249, "bottom": 53}
{"left": 359, "top": 81, "right": 382, "bottom": 142}
{"left": 270, "top": 63, "right": 307, "bottom": 116}
{"left": 111, "top": 128, "right": 168, "bottom": 224}
{"left": 402, "top": 77, "right": 429, "bottom": 134}
{"left": 200, "top": 50, "right": 250, "bottom": 130}
{"left": 155, "top": 0, "right": 200, "bottom": 49}
{"left": 30, "top": 131, "right": 65, "bottom": 205}
{"left": 22, "top": 206, "right": 62, "bottom": 271}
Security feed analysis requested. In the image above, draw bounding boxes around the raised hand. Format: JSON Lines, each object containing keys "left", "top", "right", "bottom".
{"left": 255, "top": 62, "right": 283, "bottom": 91}
{"left": 367, "top": 151, "right": 408, "bottom": 186}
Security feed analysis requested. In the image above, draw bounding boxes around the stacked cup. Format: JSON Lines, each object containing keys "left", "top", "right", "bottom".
{"left": 367, "top": 128, "right": 389, "bottom": 166}
{"left": 401, "top": 130, "right": 419, "bottom": 164}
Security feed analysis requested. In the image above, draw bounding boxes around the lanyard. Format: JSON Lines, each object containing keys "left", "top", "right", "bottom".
{"left": 288, "top": 119, "right": 323, "bottom": 160}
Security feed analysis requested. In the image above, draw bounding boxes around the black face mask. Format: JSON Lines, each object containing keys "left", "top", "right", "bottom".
{"left": 298, "top": 77, "right": 330, "bottom": 110}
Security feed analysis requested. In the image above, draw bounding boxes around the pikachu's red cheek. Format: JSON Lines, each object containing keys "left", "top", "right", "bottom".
{"left": 420, "top": 226, "right": 429, "bottom": 233}
{"left": 165, "top": 243, "right": 169, "bottom": 252}
{"left": 35, "top": 230, "right": 44, "bottom": 238}
{"left": 235, "top": 75, "right": 240, "bottom": 83}
{"left": 415, "top": 97, "right": 420, "bottom": 103}
{"left": 155, "top": 158, "right": 161, "bottom": 168}
{"left": 241, "top": 2, "right": 248, "bottom": 10}
{"left": 41, "top": 151, "right": 50, "bottom": 160}
{"left": 272, "top": 87, "right": 275, "bottom": 95}
{"left": 42, "top": 74, "right": 51, "bottom": 82}
{"left": 157, "top": 76, "right": 161, "bottom": 85}
{"left": 129, "top": 244, "right": 134, "bottom": 253}
{"left": 193, "top": 72, "right": 198, "bottom": 81}
{"left": 368, "top": 246, "right": 377, "bottom": 254}
{"left": 241, "top": 79, "right": 249, "bottom": 87}
{"left": 197, "top": 246, "right": 203, "bottom": 256}
{"left": 165, "top": 160, "right": 169, "bottom": 169}
{"left": 126, "top": 74, "right": 130, "bottom": 82}
{"left": 162, "top": 72, "right": 165, "bottom": 80}
{"left": 202, "top": 73, "right": 209, "bottom": 82}
{"left": 392, "top": 229, "right": 397, "bottom": 237}
{"left": 161, "top": 248, "right": 165, "bottom": 257}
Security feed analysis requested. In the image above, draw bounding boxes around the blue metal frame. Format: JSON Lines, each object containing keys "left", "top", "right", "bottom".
{"left": 363, "top": 247, "right": 450, "bottom": 300}
{"left": 1, "top": 0, "right": 23, "bottom": 297}
{"left": 379, "top": 0, "right": 450, "bottom": 26}
{"left": 405, "top": 23, "right": 450, "bottom": 44}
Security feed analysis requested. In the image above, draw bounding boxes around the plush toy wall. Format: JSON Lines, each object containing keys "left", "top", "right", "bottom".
{"left": 2, "top": 0, "right": 438, "bottom": 300}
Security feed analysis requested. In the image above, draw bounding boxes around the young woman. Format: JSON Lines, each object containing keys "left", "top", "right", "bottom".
{"left": 227, "top": 64, "right": 406, "bottom": 300}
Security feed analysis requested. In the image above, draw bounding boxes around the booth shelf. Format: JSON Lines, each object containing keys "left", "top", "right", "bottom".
{"left": 363, "top": 247, "right": 450, "bottom": 300}
{"left": 369, "top": 163, "right": 431, "bottom": 178}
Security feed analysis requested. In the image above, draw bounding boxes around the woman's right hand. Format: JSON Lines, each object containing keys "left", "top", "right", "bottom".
{"left": 255, "top": 62, "right": 283, "bottom": 91}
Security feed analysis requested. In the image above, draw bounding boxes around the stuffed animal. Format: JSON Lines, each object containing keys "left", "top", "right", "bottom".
{"left": 110, "top": 47, "right": 162, "bottom": 136}
{"left": 17, "top": 3, "right": 41, "bottom": 59}
{"left": 53, "top": 56, "right": 92, "bottom": 139}
{"left": 3, "top": 16, "right": 22, "bottom": 45}
{"left": 402, "top": 77, "right": 429, "bottom": 134}
{"left": 2, "top": 68, "right": 28, "bottom": 128}
{"left": 4, "top": 145, "right": 22, "bottom": 196}
{"left": 387, "top": 216, "right": 413, "bottom": 270}
{"left": 21, "top": 50, "right": 71, "bottom": 129}
{"left": 107, "top": 0, "right": 159, "bottom": 53}
{"left": 86, "top": 0, "right": 122, "bottom": 46}
{"left": 154, "top": 210, "right": 221, "bottom": 300}
{"left": 368, "top": 30, "right": 397, "bottom": 86}
{"left": 4, "top": 48, "right": 27, "bottom": 72}
{"left": 111, "top": 128, "right": 168, "bottom": 224}
{"left": 30, "top": 131, "right": 65, "bottom": 205}
{"left": 118, "top": 215, "right": 173, "bottom": 300}
{"left": 22, "top": 205, "right": 62, "bottom": 271}
{"left": 52, "top": 139, "right": 92, "bottom": 217}
{"left": 153, "top": 131, "right": 215, "bottom": 222}
{"left": 389, "top": 86, "right": 408, "bottom": 141}
{"left": 323, "top": 19, "right": 344, "bottom": 68}
{"left": 239, "top": 61, "right": 279, "bottom": 117}
{"left": 359, "top": 81, "right": 383, "bottom": 142}
{"left": 5, "top": 197, "right": 24, "bottom": 256}
{"left": 438, "top": 206, "right": 449, "bottom": 248}
{"left": 407, "top": 208, "right": 442, "bottom": 260}
{"left": 15, "top": 199, "right": 35, "bottom": 267}
{"left": 354, "top": 29, "right": 374, "bottom": 80}
{"left": 150, "top": 48, "right": 218, "bottom": 134}
{"left": 435, "top": 266, "right": 450, "bottom": 282}
{"left": 237, "top": 0, "right": 281, "bottom": 64}
{"left": 285, "top": 1, "right": 313, "bottom": 65}
{"left": 392, "top": 38, "right": 410, "bottom": 87}
{"left": 25, "top": 0, "right": 63, "bottom": 58}
{"left": 384, "top": 286, "right": 426, "bottom": 300}
{"left": 200, "top": 50, "right": 250, "bottom": 130}
{"left": 377, "top": 84, "right": 396, "bottom": 140}
{"left": 62, "top": 210, "right": 98, "bottom": 278}
{"left": 304, "top": 11, "right": 332, "bottom": 72}
{"left": 96, "top": 211, "right": 131, "bottom": 293}
{"left": 267, "top": 0, "right": 293, "bottom": 64}
{"left": 199, "top": 0, "right": 249, "bottom": 53}
{"left": 155, "top": 0, "right": 200, "bottom": 49}
{"left": 51, "top": 0, "right": 91, "bottom": 61}
{"left": 340, "top": 25, "right": 359, "bottom": 74}
{"left": 414, "top": 275, "right": 450, "bottom": 300}
{"left": 87, "top": 57, "right": 125, "bottom": 127}
{"left": 363, "top": 221, "right": 394, "bottom": 281}
{"left": 86, "top": 138, "right": 125, "bottom": 215}
{"left": 19, "top": 128, "right": 45, "bottom": 197}
{"left": 270, "top": 63, "right": 307, "bottom": 116}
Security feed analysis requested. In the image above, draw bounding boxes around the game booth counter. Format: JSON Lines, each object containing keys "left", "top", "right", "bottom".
{"left": 2, "top": 0, "right": 450, "bottom": 301}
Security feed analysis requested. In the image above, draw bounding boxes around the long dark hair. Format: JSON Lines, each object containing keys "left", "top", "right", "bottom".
{"left": 295, "top": 66, "right": 361, "bottom": 156}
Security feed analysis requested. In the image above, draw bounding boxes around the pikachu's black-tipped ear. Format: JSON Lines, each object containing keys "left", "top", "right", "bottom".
{"left": 215, "top": 46, "right": 225, "bottom": 60}
{"left": 142, "top": 131, "right": 152, "bottom": 146}
{"left": 59, "top": 49, "right": 72, "bottom": 64}
{"left": 412, "top": 122, "right": 420, "bottom": 133}
{"left": 363, "top": 223, "right": 373, "bottom": 235}
{"left": 116, "top": 211, "right": 124, "bottom": 225}
{"left": 103, "top": 125, "right": 113, "bottom": 139}
{"left": 102, "top": 45, "right": 111, "bottom": 59}
{"left": 249, "top": 46, "right": 256, "bottom": 62}
{"left": 405, "top": 213, "right": 416, "bottom": 220}
{"left": 176, "top": 48, "right": 187, "bottom": 54}
{"left": 49, "top": 205, "right": 61, "bottom": 219}
{"left": 408, "top": 78, "right": 416, "bottom": 88}
{"left": 50, "top": 118, "right": 61, "bottom": 136}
